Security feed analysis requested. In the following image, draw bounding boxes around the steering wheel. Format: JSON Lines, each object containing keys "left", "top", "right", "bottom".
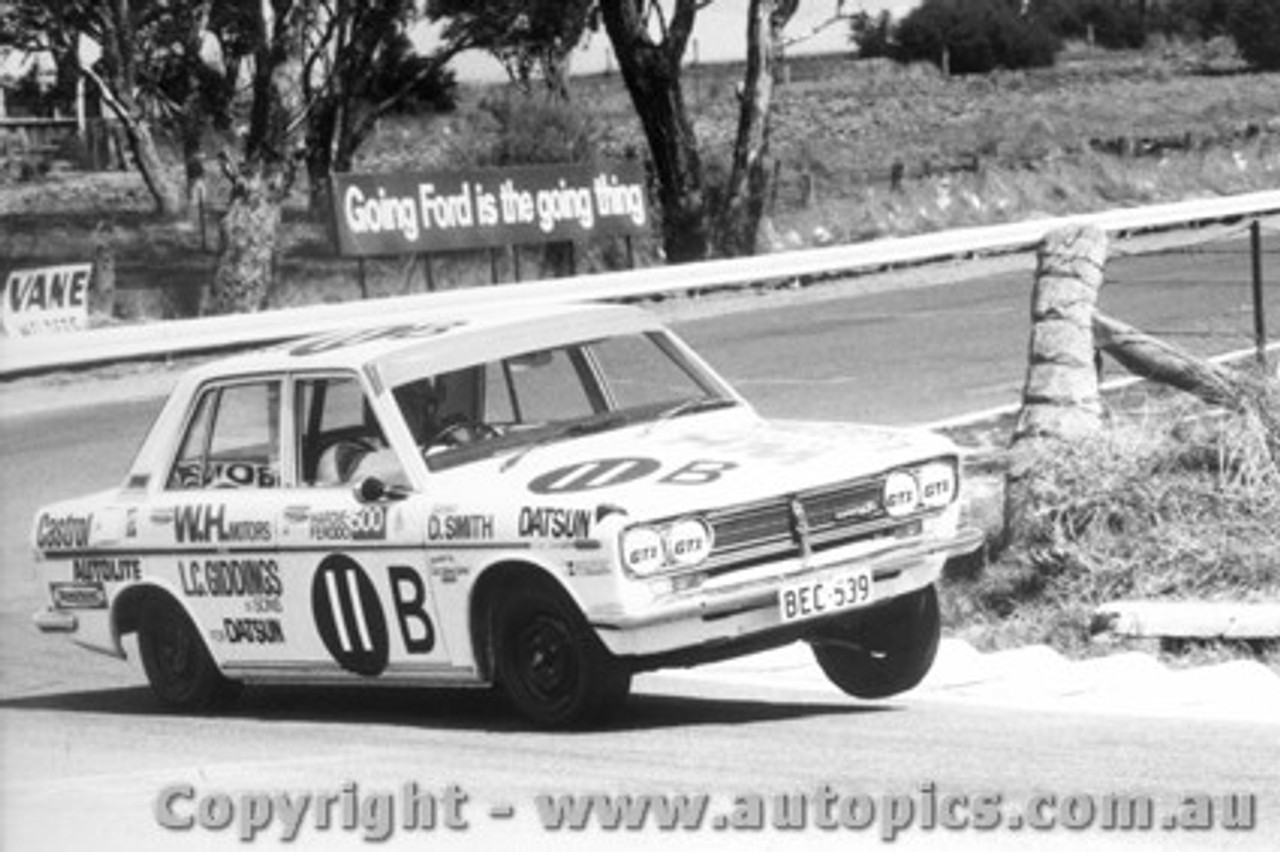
{"left": 426, "top": 419, "right": 501, "bottom": 450}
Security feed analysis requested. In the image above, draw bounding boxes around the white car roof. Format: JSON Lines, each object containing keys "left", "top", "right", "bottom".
{"left": 184, "top": 301, "right": 666, "bottom": 387}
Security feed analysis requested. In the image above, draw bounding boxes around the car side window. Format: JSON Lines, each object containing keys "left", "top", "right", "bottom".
{"left": 168, "top": 381, "right": 281, "bottom": 490}
{"left": 298, "top": 375, "right": 406, "bottom": 488}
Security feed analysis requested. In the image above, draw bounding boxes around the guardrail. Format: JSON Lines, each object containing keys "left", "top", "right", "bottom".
{"left": 3, "top": 190, "right": 1279, "bottom": 378}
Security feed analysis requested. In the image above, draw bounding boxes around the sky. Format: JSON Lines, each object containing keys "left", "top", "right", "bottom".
{"left": 430, "top": 1, "right": 922, "bottom": 83}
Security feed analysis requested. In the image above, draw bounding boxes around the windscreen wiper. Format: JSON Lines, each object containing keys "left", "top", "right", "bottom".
{"left": 642, "top": 397, "right": 737, "bottom": 436}
{"left": 499, "top": 415, "right": 626, "bottom": 473}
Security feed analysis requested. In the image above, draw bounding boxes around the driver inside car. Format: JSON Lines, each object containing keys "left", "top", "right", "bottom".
{"left": 394, "top": 374, "right": 492, "bottom": 454}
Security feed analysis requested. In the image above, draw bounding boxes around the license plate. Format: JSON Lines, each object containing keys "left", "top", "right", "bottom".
{"left": 778, "top": 565, "right": 876, "bottom": 624}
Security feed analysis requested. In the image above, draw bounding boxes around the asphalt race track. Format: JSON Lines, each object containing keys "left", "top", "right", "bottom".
{"left": 1, "top": 234, "right": 1277, "bottom": 851}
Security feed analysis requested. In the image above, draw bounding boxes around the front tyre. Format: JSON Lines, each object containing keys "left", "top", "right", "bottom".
{"left": 493, "top": 583, "right": 631, "bottom": 729}
{"left": 137, "top": 597, "right": 242, "bottom": 712}
{"left": 810, "top": 584, "right": 941, "bottom": 699}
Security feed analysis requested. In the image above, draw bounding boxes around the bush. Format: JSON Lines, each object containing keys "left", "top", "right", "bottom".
{"left": 1032, "top": 0, "right": 1146, "bottom": 49}
{"left": 894, "top": 0, "right": 1060, "bottom": 74}
{"left": 474, "top": 96, "right": 595, "bottom": 167}
{"left": 1226, "top": 0, "right": 1280, "bottom": 70}
{"left": 943, "top": 395, "right": 1280, "bottom": 656}
{"left": 1149, "top": 0, "right": 1233, "bottom": 41}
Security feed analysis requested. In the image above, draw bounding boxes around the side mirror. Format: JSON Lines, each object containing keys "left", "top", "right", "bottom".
{"left": 353, "top": 475, "right": 407, "bottom": 503}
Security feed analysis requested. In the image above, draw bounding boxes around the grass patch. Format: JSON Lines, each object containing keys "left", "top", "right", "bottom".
{"left": 942, "top": 387, "right": 1280, "bottom": 671}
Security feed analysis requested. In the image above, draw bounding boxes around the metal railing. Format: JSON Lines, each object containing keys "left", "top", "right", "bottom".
{"left": 2, "top": 190, "right": 1278, "bottom": 379}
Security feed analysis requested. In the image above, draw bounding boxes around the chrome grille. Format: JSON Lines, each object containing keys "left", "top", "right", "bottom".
{"left": 702, "top": 473, "right": 898, "bottom": 576}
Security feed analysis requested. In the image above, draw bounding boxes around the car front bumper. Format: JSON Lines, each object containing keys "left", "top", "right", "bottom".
{"left": 591, "top": 525, "right": 984, "bottom": 660}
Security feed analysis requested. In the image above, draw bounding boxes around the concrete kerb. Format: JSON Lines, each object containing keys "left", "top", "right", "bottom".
{"left": 1094, "top": 601, "right": 1280, "bottom": 641}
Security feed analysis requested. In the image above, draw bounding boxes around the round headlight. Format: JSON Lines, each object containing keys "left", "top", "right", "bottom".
{"left": 918, "top": 461, "right": 957, "bottom": 509}
{"left": 621, "top": 526, "right": 665, "bottom": 576}
{"left": 665, "top": 518, "right": 714, "bottom": 568}
{"left": 883, "top": 470, "right": 921, "bottom": 517}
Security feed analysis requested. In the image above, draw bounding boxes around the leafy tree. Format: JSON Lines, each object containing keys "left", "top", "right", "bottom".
{"left": 210, "top": 0, "right": 462, "bottom": 313}
{"left": 600, "top": 0, "right": 844, "bottom": 260}
{"left": 713, "top": 0, "right": 799, "bottom": 257}
{"left": 850, "top": 9, "right": 894, "bottom": 59}
{"left": 894, "top": 0, "right": 1058, "bottom": 74}
{"left": 299, "top": 1, "right": 462, "bottom": 215}
{"left": 428, "top": 0, "right": 595, "bottom": 99}
{"left": 0, "top": 0, "right": 185, "bottom": 215}
{"left": 598, "top": 0, "right": 709, "bottom": 262}
{"left": 1032, "top": 0, "right": 1145, "bottom": 49}
{"left": 1226, "top": 0, "right": 1280, "bottom": 70}
{"left": 1148, "top": 0, "right": 1231, "bottom": 39}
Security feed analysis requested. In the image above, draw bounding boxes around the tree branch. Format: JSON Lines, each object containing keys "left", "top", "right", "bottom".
{"left": 349, "top": 39, "right": 470, "bottom": 144}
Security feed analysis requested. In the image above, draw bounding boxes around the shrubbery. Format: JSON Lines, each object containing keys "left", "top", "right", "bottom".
{"left": 1032, "top": 0, "right": 1146, "bottom": 49}
{"left": 474, "top": 97, "right": 594, "bottom": 167}
{"left": 945, "top": 388, "right": 1280, "bottom": 655}
{"left": 1226, "top": 0, "right": 1280, "bottom": 70}
{"left": 894, "top": 0, "right": 1059, "bottom": 74}
{"left": 854, "top": 0, "right": 1280, "bottom": 73}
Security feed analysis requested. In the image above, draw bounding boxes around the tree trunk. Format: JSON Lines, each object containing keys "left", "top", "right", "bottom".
{"left": 713, "top": 0, "right": 795, "bottom": 256}
{"left": 85, "top": 69, "right": 184, "bottom": 217}
{"left": 600, "top": 0, "right": 710, "bottom": 264}
{"left": 210, "top": 2, "right": 302, "bottom": 315}
{"left": 305, "top": 101, "right": 339, "bottom": 217}
{"left": 125, "top": 118, "right": 184, "bottom": 218}
{"left": 208, "top": 165, "right": 284, "bottom": 315}
{"left": 1011, "top": 225, "right": 1109, "bottom": 445}
{"left": 1004, "top": 224, "right": 1109, "bottom": 550}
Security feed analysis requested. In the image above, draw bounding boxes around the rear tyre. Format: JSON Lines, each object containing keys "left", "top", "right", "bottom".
{"left": 810, "top": 584, "right": 941, "bottom": 699}
{"left": 493, "top": 583, "right": 631, "bottom": 729}
{"left": 137, "top": 597, "right": 242, "bottom": 712}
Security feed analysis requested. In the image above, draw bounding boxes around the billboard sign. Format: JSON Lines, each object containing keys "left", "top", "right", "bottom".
{"left": 331, "top": 162, "right": 649, "bottom": 257}
{"left": 2, "top": 263, "right": 92, "bottom": 337}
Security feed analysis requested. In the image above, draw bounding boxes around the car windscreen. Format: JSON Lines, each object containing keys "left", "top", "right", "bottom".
{"left": 391, "top": 331, "right": 735, "bottom": 472}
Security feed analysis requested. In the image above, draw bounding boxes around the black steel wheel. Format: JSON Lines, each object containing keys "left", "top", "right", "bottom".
{"left": 137, "top": 597, "right": 241, "bottom": 712}
{"left": 810, "top": 584, "right": 941, "bottom": 699}
{"left": 493, "top": 583, "right": 631, "bottom": 729}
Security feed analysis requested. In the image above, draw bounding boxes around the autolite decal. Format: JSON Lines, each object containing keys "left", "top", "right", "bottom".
{"left": 36, "top": 512, "right": 93, "bottom": 550}
{"left": 72, "top": 556, "right": 141, "bottom": 583}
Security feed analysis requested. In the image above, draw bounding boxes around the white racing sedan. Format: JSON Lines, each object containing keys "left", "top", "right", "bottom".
{"left": 32, "top": 302, "right": 983, "bottom": 727}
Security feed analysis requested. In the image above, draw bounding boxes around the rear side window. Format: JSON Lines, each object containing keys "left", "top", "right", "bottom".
{"left": 168, "top": 381, "right": 282, "bottom": 489}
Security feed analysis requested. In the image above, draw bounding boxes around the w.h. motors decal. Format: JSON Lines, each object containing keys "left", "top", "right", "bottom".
{"left": 527, "top": 457, "right": 738, "bottom": 494}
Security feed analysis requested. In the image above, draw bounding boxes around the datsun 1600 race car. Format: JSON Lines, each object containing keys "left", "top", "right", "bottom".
{"left": 32, "top": 302, "right": 983, "bottom": 727}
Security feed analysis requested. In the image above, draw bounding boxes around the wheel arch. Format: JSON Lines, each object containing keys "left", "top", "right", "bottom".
{"left": 467, "top": 560, "right": 580, "bottom": 683}
{"left": 111, "top": 581, "right": 209, "bottom": 659}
